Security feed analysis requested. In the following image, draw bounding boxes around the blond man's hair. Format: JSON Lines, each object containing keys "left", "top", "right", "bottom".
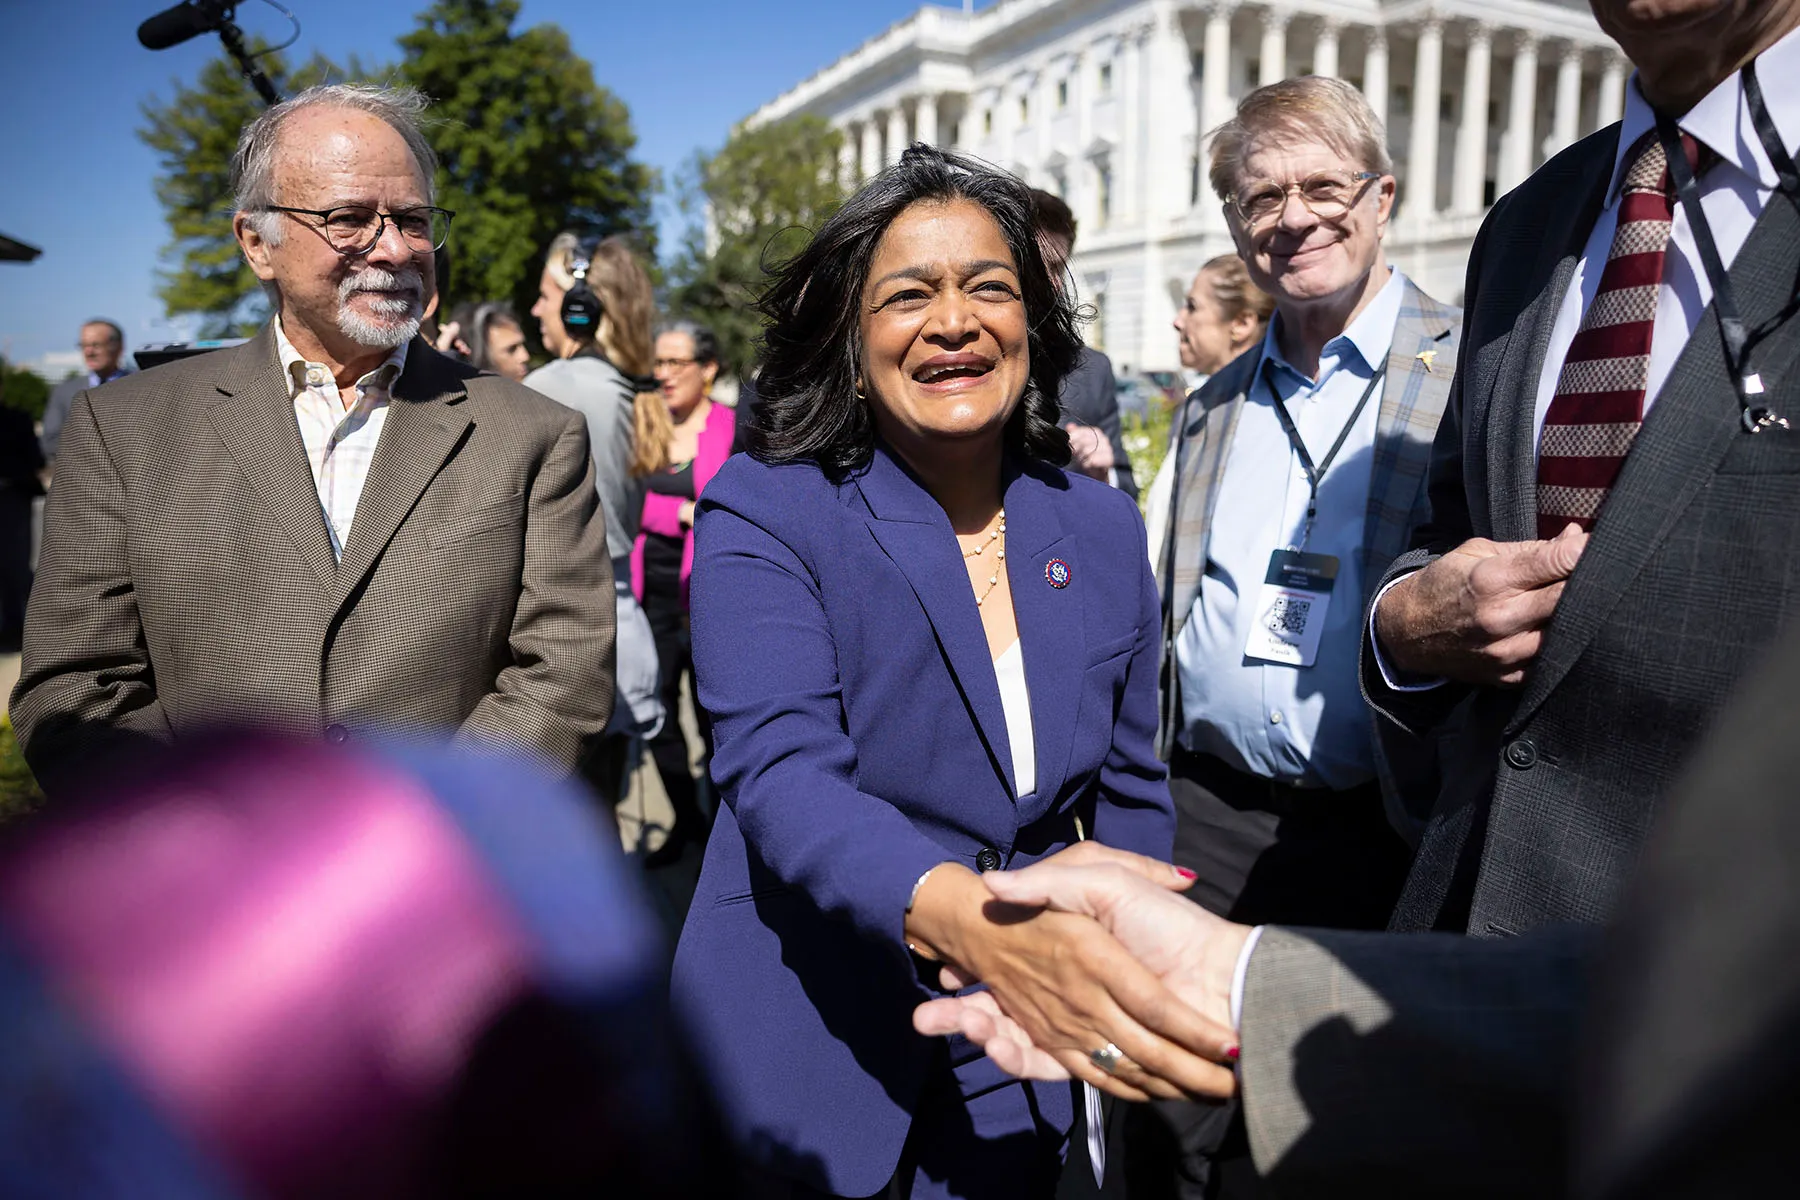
{"left": 1207, "top": 76, "right": 1394, "bottom": 204}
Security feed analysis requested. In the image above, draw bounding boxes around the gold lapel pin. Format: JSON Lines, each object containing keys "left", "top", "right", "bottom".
{"left": 1415, "top": 349, "right": 1438, "bottom": 374}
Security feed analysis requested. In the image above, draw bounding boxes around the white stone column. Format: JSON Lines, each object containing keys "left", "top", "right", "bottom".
{"left": 887, "top": 105, "right": 911, "bottom": 165}
{"left": 1147, "top": 6, "right": 1193, "bottom": 223}
{"left": 860, "top": 118, "right": 882, "bottom": 182}
{"left": 1363, "top": 29, "right": 1389, "bottom": 130}
{"left": 1120, "top": 32, "right": 1143, "bottom": 225}
{"left": 1408, "top": 18, "right": 1444, "bottom": 223}
{"left": 1500, "top": 33, "right": 1538, "bottom": 193}
{"left": 1453, "top": 24, "right": 1492, "bottom": 213}
{"left": 1259, "top": 7, "right": 1289, "bottom": 87}
{"left": 1201, "top": 4, "right": 1234, "bottom": 132}
{"left": 1597, "top": 53, "right": 1626, "bottom": 127}
{"left": 1313, "top": 19, "right": 1340, "bottom": 79}
{"left": 915, "top": 93, "right": 939, "bottom": 148}
{"left": 837, "top": 122, "right": 858, "bottom": 189}
{"left": 1550, "top": 45, "right": 1583, "bottom": 154}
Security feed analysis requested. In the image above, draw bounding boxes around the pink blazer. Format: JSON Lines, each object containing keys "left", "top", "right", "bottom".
{"left": 630, "top": 400, "right": 736, "bottom": 609}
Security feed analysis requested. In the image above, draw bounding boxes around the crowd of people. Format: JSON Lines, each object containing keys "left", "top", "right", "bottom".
{"left": 5, "top": 0, "right": 1800, "bottom": 1195}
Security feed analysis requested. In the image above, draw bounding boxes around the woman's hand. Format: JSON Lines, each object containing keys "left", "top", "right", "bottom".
{"left": 678, "top": 499, "right": 697, "bottom": 528}
{"left": 904, "top": 850, "right": 1239, "bottom": 1103}
{"left": 913, "top": 843, "right": 1250, "bottom": 1101}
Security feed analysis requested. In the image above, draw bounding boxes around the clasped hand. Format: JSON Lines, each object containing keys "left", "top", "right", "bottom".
{"left": 908, "top": 842, "right": 1250, "bottom": 1102}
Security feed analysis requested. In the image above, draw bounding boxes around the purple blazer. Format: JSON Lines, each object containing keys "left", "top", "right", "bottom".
{"left": 671, "top": 444, "right": 1174, "bottom": 1195}
{"left": 630, "top": 400, "right": 736, "bottom": 609}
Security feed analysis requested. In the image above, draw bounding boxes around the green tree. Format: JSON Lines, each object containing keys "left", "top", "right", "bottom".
{"left": 138, "top": 49, "right": 353, "bottom": 334}
{"left": 664, "top": 115, "right": 848, "bottom": 379}
{"left": 399, "top": 0, "right": 655, "bottom": 328}
{"left": 0, "top": 356, "right": 51, "bottom": 422}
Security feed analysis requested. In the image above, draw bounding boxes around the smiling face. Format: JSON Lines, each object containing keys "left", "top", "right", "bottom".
{"left": 858, "top": 198, "right": 1031, "bottom": 463}
{"left": 1227, "top": 137, "right": 1393, "bottom": 319}
{"left": 235, "top": 105, "right": 434, "bottom": 364}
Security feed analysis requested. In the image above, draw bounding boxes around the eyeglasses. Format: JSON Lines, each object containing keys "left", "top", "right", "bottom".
{"left": 1230, "top": 171, "right": 1381, "bottom": 228}
{"left": 260, "top": 204, "right": 456, "bottom": 255}
{"left": 653, "top": 357, "right": 699, "bottom": 372}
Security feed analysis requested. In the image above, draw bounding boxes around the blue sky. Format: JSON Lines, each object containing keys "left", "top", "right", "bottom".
{"left": 0, "top": 0, "right": 981, "bottom": 375}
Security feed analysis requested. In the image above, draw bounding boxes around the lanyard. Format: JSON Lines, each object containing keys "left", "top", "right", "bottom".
{"left": 1656, "top": 58, "right": 1800, "bottom": 433}
{"left": 1260, "top": 354, "right": 1387, "bottom": 550}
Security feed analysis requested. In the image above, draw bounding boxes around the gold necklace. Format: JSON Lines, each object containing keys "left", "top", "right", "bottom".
{"left": 962, "top": 509, "right": 1006, "bottom": 558}
{"left": 974, "top": 554, "right": 1006, "bottom": 606}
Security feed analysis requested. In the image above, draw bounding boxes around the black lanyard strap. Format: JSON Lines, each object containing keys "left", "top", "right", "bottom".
{"left": 1261, "top": 354, "right": 1388, "bottom": 548}
{"left": 1655, "top": 59, "right": 1798, "bottom": 432}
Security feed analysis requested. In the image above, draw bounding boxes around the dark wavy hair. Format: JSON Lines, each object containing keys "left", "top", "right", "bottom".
{"left": 747, "top": 144, "right": 1080, "bottom": 476}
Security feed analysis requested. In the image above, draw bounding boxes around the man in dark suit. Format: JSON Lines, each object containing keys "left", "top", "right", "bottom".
{"left": 12, "top": 83, "right": 614, "bottom": 798}
{"left": 920, "top": 2, "right": 1800, "bottom": 1193}
{"left": 1032, "top": 189, "right": 1137, "bottom": 499}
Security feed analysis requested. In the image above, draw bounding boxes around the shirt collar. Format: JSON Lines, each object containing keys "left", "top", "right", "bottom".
{"left": 87, "top": 368, "right": 126, "bottom": 387}
{"left": 273, "top": 318, "right": 408, "bottom": 397}
{"left": 1263, "top": 266, "right": 1407, "bottom": 382}
{"left": 1609, "top": 22, "right": 1800, "bottom": 205}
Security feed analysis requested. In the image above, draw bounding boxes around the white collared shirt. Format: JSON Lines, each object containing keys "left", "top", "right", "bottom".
{"left": 1174, "top": 268, "right": 1407, "bottom": 788}
{"left": 274, "top": 321, "right": 407, "bottom": 559}
{"left": 1532, "top": 24, "right": 1800, "bottom": 439}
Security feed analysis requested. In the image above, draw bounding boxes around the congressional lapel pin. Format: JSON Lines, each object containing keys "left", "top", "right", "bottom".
{"left": 1045, "top": 558, "right": 1071, "bottom": 589}
{"left": 1415, "top": 348, "right": 1437, "bottom": 374}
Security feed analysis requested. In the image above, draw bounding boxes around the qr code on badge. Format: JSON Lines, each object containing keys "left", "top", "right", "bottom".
{"left": 1267, "top": 595, "right": 1311, "bottom": 637}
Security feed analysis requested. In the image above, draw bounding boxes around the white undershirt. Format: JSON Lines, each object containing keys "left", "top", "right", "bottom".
{"left": 993, "top": 639, "right": 1036, "bottom": 799}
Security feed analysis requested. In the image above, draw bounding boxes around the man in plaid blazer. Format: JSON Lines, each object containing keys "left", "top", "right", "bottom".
{"left": 11, "top": 84, "right": 615, "bottom": 798}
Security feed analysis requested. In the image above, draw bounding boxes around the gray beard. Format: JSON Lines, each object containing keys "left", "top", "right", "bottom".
{"left": 337, "top": 266, "right": 424, "bottom": 349}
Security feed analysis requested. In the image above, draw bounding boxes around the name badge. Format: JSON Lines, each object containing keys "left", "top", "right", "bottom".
{"left": 1244, "top": 550, "right": 1339, "bottom": 668}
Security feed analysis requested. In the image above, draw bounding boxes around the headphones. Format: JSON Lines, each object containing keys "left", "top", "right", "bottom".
{"left": 559, "top": 236, "right": 604, "bottom": 338}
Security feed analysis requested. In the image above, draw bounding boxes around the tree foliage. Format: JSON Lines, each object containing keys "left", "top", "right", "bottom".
{"left": 664, "top": 115, "right": 847, "bottom": 379}
{"left": 399, "top": 0, "right": 654, "bottom": 329}
{"left": 138, "top": 49, "right": 353, "bottom": 336}
{"left": 0, "top": 357, "right": 50, "bottom": 422}
{"left": 135, "top": 0, "right": 654, "bottom": 338}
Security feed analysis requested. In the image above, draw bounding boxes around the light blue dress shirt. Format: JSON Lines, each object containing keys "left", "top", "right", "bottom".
{"left": 1174, "top": 268, "right": 1406, "bottom": 789}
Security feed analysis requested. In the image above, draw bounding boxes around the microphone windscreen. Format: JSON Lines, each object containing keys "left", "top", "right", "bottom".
{"left": 137, "top": 3, "right": 214, "bottom": 51}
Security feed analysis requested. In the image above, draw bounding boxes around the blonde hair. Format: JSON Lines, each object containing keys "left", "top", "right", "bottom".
{"left": 1207, "top": 76, "right": 1394, "bottom": 204}
{"left": 1199, "top": 253, "right": 1276, "bottom": 326}
{"left": 546, "top": 232, "right": 672, "bottom": 476}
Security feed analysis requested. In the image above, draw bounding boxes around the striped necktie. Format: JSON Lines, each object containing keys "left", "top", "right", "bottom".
{"left": 1536, "top": 130, "right": 1706, "bottom": 538}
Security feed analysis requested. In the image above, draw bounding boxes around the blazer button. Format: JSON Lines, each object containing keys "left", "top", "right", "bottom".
{"left": 1504, "top": 739, "right": 1537, "bottom": 770}
{"left": 975, "top": 847, "right": 1004, "bottom": 873}
{"left": 324, "top": 724, "right": 350, "bottom": 745}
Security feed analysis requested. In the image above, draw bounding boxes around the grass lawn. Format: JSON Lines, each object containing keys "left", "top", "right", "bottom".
{"left": 0, "top": 716, "right": 42, "bottom": 822}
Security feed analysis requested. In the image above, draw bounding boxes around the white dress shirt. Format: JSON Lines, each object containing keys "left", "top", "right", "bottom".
{"left": 1174, "top": 268, "right": 1406, "bottom": 789}
{"left": 274, "top": 321, "right": 406, "bottom": 560}
{"left": 1371, "top": 26, "right": 1800, "bottom": 691}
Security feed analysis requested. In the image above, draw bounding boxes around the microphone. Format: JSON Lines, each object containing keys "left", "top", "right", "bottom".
{"left": 137, "top": 2, "right": 230, "bottom": 51}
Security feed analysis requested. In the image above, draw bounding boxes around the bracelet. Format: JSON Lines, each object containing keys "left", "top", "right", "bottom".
{"left": 905, "top": 863, "right": 948, "bottom": 915}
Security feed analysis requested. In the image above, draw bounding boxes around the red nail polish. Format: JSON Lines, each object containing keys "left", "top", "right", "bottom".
{"left": 1225, "top": 1045, "right": 1240, "bottom": 1061}
{"left": 1175, "top": 867, "right": 1197, "bottom": 880}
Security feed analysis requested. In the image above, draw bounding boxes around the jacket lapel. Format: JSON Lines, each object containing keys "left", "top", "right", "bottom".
{"left": 1364, "top": 282, "right": 1460, "bottom": 604}
{"left": 855, "top": 446, "right": 1016, "bottom": 799}
{"left": 332, "top": 341, "right": 473, "bottom": 609}
{"left": 1511, "top": 184, "right": 1800, "bottom": 731}
{"left": 1006, "top": 464, "right": 1081, "bottom": 803}
{"left": 206, "top": 326, "right": 340, "bottom": 590}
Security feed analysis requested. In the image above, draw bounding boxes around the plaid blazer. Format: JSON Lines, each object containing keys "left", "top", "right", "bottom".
{"left": 12, "top": 325, "right": 616, "bottom": 797}
{"left": 1156, "top": 277, "right": 1462, "bottom": 787}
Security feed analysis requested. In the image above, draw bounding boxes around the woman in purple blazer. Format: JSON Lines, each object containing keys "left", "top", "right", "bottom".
{"left": 671, "top": 146, "right": 1234, "bottom": 1199}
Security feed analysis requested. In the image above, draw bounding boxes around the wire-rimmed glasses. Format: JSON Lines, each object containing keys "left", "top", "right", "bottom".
{"left": 260, "top": 204, "right": 456, "bottom": 255}
{"left": 1229, "top": 171, "right": 1381, "bottom": 228}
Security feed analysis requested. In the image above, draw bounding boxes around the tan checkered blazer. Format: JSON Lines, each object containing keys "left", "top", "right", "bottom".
{"left": 12, "top": 325, "right": 616, "bottom": 796}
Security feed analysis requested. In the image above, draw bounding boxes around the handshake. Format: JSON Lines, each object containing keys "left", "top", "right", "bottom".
{"left": 911, "top": 842, "right": 1252, "bottom": 1102}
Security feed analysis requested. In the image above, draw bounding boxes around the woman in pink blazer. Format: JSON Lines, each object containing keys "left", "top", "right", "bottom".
{"left": 632, "top": 319, "right": 736, "bottom": 867}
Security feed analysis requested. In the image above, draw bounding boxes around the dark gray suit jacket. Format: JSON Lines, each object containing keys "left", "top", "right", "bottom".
{"left": 1239, "top": 123, "right": 1800, "bottom": 1193}
{"left": 12, "top": 325, "right": 616, "bottom": 796}
{"left": 1057, "top": 346, "right": 1137, "bottom": 499}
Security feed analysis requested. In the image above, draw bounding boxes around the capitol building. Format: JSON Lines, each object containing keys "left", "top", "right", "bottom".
{"left": 747, "top": 0, "right": 1622, "bottom": 374}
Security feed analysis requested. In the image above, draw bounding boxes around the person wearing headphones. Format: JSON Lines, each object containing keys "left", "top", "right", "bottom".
{"left": 527, "top": 233, "right": 671, "bottom": 809}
